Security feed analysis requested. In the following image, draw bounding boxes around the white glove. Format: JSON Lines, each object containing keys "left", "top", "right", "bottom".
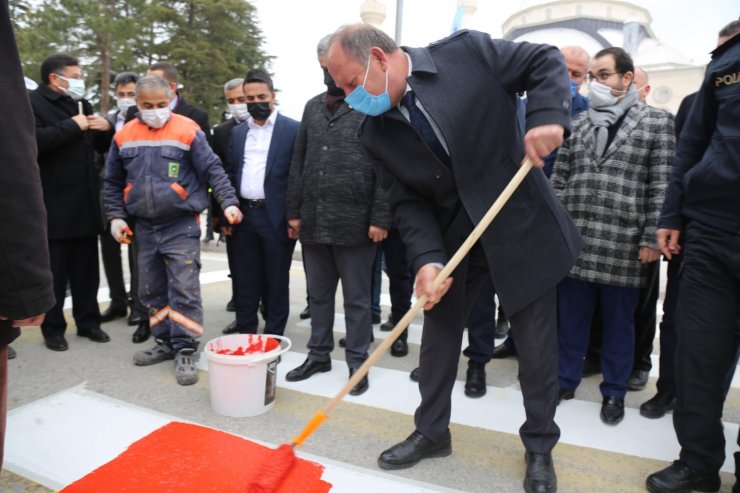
{"left": 224, "top": 205, "right": 243, "bottom": 225}
{"left": 111, "top": 219, "right": 133, "bottom": 244}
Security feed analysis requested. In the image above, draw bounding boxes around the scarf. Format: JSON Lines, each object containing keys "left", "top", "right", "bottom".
{"left": 588, "top": 84, "right": 638, "bottom": 157}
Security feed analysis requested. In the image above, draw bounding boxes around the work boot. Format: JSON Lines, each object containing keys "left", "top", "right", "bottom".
{"left": 133, "top": 340, "right": 175, "bottom": 366}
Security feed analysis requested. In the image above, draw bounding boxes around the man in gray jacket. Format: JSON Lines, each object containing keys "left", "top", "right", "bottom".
{"left": 285, "top": 35, "right": 391, "bottom": 396}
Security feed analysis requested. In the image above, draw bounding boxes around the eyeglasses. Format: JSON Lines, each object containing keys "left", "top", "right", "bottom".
{"left": 586, "top": 71, "right": 620, "bottom": 83}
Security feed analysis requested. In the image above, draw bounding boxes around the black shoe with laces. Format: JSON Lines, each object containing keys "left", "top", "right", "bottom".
{"left": 646, "top": 461, "right": 720, "bottom": 493}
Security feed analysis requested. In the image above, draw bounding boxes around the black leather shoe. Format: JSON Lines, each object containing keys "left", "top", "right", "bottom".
{"left": 600, "top": 396, "right": 625, "bottom": 425}
{"left": 132, "top": 321, "right": 150, "bottom": 344}
{"left": 338, "top": 337, "right": 346, "bottom": 348}
{"left": 646, "top": 461, "right": 720, "bottom": 493}
{"left": 582, "top": 358, "right": 601, "bottom": 377}
{"left": 45, "top": 336, "right": 69, "bottom": 352}
{"left": 390, "top": 331, "right": 408, "bottom": 357}
{"left": 377, "top": 430, "right": 451, "bottom": 470}
{"left": 380, "top": 317, "right": 395, "bottom": 332}
{"left": 8, "top": 346, "right": 16, "bottom": 360}
{"left": 100, "top": 304, "right": 127, "bottom": 323}
{"left": 77, "top": 327, "right": 110, "bottom": 343}
{"left": 371, "top": 313, "right": 381, "bottom": 324}
{"left": 465, "top": 360, "right": 486, "bottom": 398}
{"left": 628, "top": 368, "right": 650, "bottom": 391}
{"left": 495, "top": 311, "right": 510, "bottom": 338}
{"left": 410, "top": 367, "right": 420, "bottom": 382}
{"left": 348, "top": 368, "right": 369, "bottom": 396}
{"left": 226, "top": 298, "right": 235, "bottom": 312}
{"left": 222, "top": 321, "right": 238, "bottom": 334}
{"left": 558, "top": 387, "right": 574, "bottom": 405}
{"left": 127, "top": 312, "right": 146, "bottom": 326}
{"left": 640, "top": 392, "right": 676, "bottom": 419}
{"left": 523, "top": 451, "right": 557, "bottom": 493}
{"left": 492, "top": 342, "right": 516, "bottom": 359}
{"left": 285, "top": 358, "right": 331, "bottom": 382}
{"left": 299, "top": 305, "right": 311, "bottom": 320}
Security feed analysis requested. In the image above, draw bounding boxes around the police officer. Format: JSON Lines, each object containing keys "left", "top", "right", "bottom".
{"left": 646, "top": 20, "right": 740, "bottom": 493}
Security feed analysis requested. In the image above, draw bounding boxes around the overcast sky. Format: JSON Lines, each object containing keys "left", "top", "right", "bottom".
{"left": 248, "top": 0, "right": 738, "bottom": 120}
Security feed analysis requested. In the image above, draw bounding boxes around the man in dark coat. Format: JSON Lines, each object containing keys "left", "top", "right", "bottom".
{"left": 284, "top": 34, "right": 391, "bottom": 396}
{"left": 0, "top": 0, "right": 55, "bottom": 464}
{"left": 29, "top": 53, "right": 113, "bottom": 351}
{"left": 327, "top": 24, "right": 582, "bottom": 493}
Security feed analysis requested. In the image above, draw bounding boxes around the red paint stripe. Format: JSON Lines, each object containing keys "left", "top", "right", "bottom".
{"left": 60, "top": 422, "right": 332, "bottom": 492}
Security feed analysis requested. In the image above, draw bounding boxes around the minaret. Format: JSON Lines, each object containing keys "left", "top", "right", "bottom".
{"left": 360, "top": 0, "right": 387, "bottom": 27}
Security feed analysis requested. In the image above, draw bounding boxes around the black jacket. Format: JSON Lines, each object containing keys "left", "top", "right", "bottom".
{"left": 212, "top": 117, "right": 238, "bottom": 174}
{"left": 659, "top": 33, "right": 740, "bottom": 233}
{"left": 29, "top": 84, "right": 109, "bottom": 239}
{"left": 359, "top": 30, "right": 583, "bottom": 315}
{"left": 0, "top": 0, "right": 55, "bottom": 343}
{"left": 126, "top": 94, "right": 212, "bottom": 147}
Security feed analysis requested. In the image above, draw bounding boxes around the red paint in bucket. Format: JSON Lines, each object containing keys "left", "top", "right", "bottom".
{"left": 60, "top": 422, "right": 331, "bottom": 492}
{"left": 215, "top": 337, "right": 280, "bottom": 356}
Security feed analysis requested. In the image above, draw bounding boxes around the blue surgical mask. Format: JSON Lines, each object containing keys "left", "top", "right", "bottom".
{"left": 345, "top": 57, "right": 390, "bottom": 116}
{"left": 570, "top": 80, "right": 580, "bottom": 97}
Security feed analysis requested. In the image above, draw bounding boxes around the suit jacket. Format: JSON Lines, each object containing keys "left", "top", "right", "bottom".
{"left": 286, "top": 93, "right": 391, "bottom": 246}
{"left": 212, "top": 117, "right": 238, "bottom": 175}
{"left": 358, "top": 30, "right": 583, "bottom": 316}
{"left": 228, "top": 112, "right": 300, "bottom": 240}
{"left": 126, "top": 94, "right": 212, "bottom": 147}
{"left": 0, "top": 0, "right": 55, "bottom": 339}
{"left": 551, "top": 103, "right": 674, "bottom": 288}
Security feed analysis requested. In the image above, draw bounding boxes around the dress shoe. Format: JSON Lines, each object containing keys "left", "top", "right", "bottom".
{"left": 100, "top": 304, "right": 127, "bottom": 323}
{"left": 222, "top": 321, "right": 238, "bottom": 334}
{"left": 127, "top": 312, "right": 147, "bottom": 326}
{"left": 464, "top": 360, "right": 486, "bottom": 398}
{"left": 390, "top": 334, "right": 408, "bottom": 357}
{"left": 285, "top": 358, "right": 331, "bottom": 382}
{"left": 380, "top": 316, "right": 395, "bottom": 332}
{"left": 45, "top": 336, "right": 69, "bottom": 352}
{"left": 628, "top": 368, "right": 650, "bottom": 391}
{"left": 410, "top": 367, "right": 420, "bottom": 382}
{"left": 8, "top": 346, "right": 16, "bottom": 360}
{"left": 348, "top": 368, "right": 369, "bottom": 396}
{"left": 600, "top": 396, "right": 625, "bottom": 425}
{"left": 492, "top": 342, "right": 516, "bottom": 359}
{"left": 582, "top": 358, "right": 601, "bottom": 377}
{"left": 299, "top": 305, "right": 311, "bottom": 320}
{"left": 646, "top": 461, "right": 720, "bottom": 493}
{"left": 558, "top": 387, "right": 574, "bottom": 405}
{"left": 640, "top": 392, "right": 676, "bottom": 419}
{"left": 371, "top": 313, "right": 381, "bottom": 324}
{"left": 226, "top": 298, "right": 235, "bottom": 312}
{"left": 77, "top": 327, "right": 110, "bottom": 343}
{"left": 523, "top": 451, "right": 557, "bottom": 493}
{"left": 338, "top": 337, "right": 346, "bottom": 348}
{"left": 132, "top": 321, "right": 150, "bottom": 344}
{"left": 494, "top": 311, "right": 510, "bottom": 339}
{"left": 377, "top": 430, "right": 451, "bottom": 470}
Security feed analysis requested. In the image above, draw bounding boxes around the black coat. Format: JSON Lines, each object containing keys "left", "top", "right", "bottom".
{"left": 126, "top": 95, "right": 212, "bottom": 147}
{"left": 0, "top": 0, "right": 55, "bottom": 342}
{"left": 29, "top": 84, "right": 109, "bottom": 239}
{"left": 359, "top": 30, "right": 584, "bottom": 316}
{"left": 212, "top": 117, "right": 238, "bottom": 175}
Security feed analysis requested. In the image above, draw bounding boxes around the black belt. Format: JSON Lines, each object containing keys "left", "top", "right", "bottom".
{"left": 242, "top": 198, "right": 266, "bottom": 209}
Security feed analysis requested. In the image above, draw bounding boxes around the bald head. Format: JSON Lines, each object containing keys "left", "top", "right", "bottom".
{"left": 634, "top": 67, "right": 650, "bottom": 102}
{"left": 561, "top": 45, "right": 589, "bottom": 88}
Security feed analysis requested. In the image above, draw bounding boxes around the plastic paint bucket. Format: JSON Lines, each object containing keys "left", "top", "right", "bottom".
{"left": 204, "top": 334, "right": 291, "bottom": 417}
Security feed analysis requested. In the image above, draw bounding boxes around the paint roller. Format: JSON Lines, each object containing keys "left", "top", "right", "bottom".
{"left": 248, "top": 158, "right": 535, "bottom": 492}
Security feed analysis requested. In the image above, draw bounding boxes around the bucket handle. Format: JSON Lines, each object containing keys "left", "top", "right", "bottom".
{"left": 243, "top": 334, "right": 292, "bottom": 367}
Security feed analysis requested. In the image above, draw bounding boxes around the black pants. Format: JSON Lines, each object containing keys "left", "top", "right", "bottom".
{"left": 674, "top": 221, "right": 740, "bottom": 476}
{"left": 415, "top": 246, "right": 560, "bottom": 453}
{"left": 42, "top": 237, "right": 101, "bottom": 338}
{"left": 100, "top": 221, "right": 145, "bottom": 317}
{"left": 381, "top": 227, "right": 413, "bottom": 322}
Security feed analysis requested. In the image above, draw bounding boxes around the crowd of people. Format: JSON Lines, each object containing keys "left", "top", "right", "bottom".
{"left": 1, "top": 3, "right": 738, "bottom": 491}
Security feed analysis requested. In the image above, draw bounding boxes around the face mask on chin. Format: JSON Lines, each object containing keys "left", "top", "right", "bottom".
{"left": 587, "top": 80, "right": 626, "bottom": 108}
{"left": 139, "top": 107, "right": 171, "bottom": 129}
{"left": 344, "top": 57, "right": 391, "bottom": 116}
{"left": 247, "top": 102, "right": 272, "bottom": 121}
{"left": 227, "top": 103, "right": 249, "bottom": 122}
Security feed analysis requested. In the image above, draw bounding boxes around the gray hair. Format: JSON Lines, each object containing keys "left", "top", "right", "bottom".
{"left": 224, "top": 78, "right": 243, "bottom": 93}
{"left": 317, "top": 34, "right": 333, "bottom": 57}
{"left": 329, "top": 24, "right": 398, "bottom": 65}
{"left": 561, "top": 45, "right": 590, "bottom": 65}
{"left": 135, "top": 75, "right": 171, "bottom": 98}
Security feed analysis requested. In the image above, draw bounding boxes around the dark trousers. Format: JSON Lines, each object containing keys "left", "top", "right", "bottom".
{"left": 415, "top": 246, "right": 560, "bottom": 453}
{"left": 381, "top": 227, "right": 413, "bottom": 322}
{"left": 100, "top": 221, "right": 146, "bottom": 318}
{"left": 633, "top": 260, "right": 660, "bottom": 371}
{"left": 464, "top": 275, "right": 496, "bottom": 364}
{"left": 304, "top": 243, "right": 377, "bottom": 369}
{"left": 674, "top": 221, "right": 740, "bottom": 476}
{"left": 231, "top": 205, "right": 294, "bottom": 336}
{"left": 137, "top": 216, "right": 202, "bottom": 351}
{"left": 371, "top": 247, "right": 382, "bottom": 319}
{"left": 558, "top": 277, "right": 639, "bottom": 398}
{"left": 41, "top": 236, "right": 100, "bottom": 338}
{"left": 0, "top": 344, "right": 8, "bottom": 468}
{"left": 656, "top": 257, "right": 681, "bottom": 396}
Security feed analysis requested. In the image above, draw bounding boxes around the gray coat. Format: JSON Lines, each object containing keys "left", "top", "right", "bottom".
{"left": 551, "top": 102, "right": 675, "bottom": 288}
{"left": 286, "top": 93, "right": 390, "bottom": 246}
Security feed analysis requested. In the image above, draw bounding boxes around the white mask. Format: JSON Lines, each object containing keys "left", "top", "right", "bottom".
{"left": 227, "top": 103, "right": 249, "bottom": 122}
{"left": 116, "top": 98, "right": 136, "bottom": 113}
{"left": 139, "top": 107, "right": 171, "bottom": 129}
{"left": 56, "top": 75, "right": 86, "bottom": 101}
{"left": 588, "top": 81, "right": 624, "bottom": 108}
